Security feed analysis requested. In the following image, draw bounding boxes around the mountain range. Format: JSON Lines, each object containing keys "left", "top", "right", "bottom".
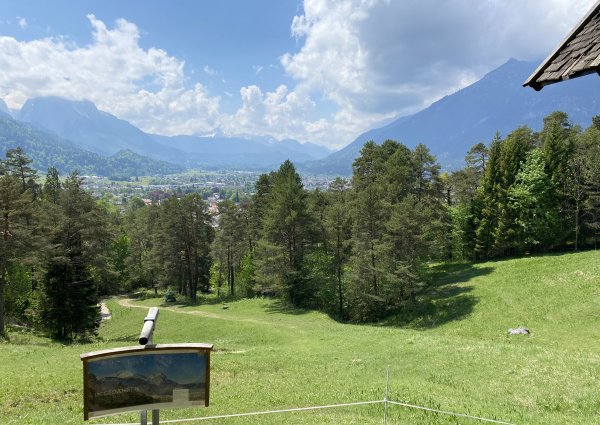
{"left": 14, "top": 96, "right": 331, "bottom": 172}
{"left": 2, "top": 58, "right": 600, "bottom": 178}
{"left": 0, "top": 99, "right": 10, "bottom": 117}
{"left": 0, "top": 115, "right": 184, "bottom": 178}
{"left": 304, "top": 59, "right": 600, "bottom": 174}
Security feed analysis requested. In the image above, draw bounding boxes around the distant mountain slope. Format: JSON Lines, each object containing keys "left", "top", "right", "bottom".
{"left": 105, "top": 149, "right": 184, "bottom": 178}
{"left": 18, "top": 97, "right": 184, "bottom": 161}
{"left": 277, "top": 138, "right": 332, "bottom": 160}
{"left": 17, "top": 96, "right": 331, "bottom": 171}
{"left": 0, "top": 99, "right": 10, "bottom": 118}
{"left": 304, "top": 59, "right": 600, "bottom": 175}
{"left": 150, "top": 134, "right": 331, "bottom": 170}
{"left": 0, "top": 116, "right": 183, "bottom": 177}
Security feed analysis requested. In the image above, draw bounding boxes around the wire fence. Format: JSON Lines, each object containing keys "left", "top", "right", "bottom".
{"left": 98, "top": 398, "right": 515, "bottom": 425}
{"left": 97, "top": 367, "right": 515, "bottom": 425}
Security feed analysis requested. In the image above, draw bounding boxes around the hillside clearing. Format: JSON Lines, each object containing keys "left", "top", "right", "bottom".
{"left": 1, "top": 251, "right": 599, "bottom": 424}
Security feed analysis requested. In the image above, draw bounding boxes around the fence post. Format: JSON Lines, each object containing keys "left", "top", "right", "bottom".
{"left": 383, "top": 366, "right": 390, "bottom": 425}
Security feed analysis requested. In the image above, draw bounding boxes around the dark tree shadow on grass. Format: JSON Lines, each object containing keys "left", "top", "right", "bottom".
{"left": 381, "top": 262, "right": 494, "bottom": 329}
{"left": 264, "top": 299, "right": 311, "bottom": 316}
{"left": 129, "top": 290, "right": 237, "bottom": 308}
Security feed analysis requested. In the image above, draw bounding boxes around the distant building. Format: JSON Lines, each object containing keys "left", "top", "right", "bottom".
{"left": 524, "top": 1, "right": 600, "bottom": 90}
{"left": 208, "top": 202, "right": 219, "bottom": 214}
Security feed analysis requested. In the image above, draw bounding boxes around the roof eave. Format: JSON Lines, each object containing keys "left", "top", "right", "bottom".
{"left": 523, "top": 0, "right": 600, "bottom": 89}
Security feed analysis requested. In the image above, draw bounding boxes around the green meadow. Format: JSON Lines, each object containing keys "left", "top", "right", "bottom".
{"left": 1, "top": 251, "right": 599, "bottom": 424}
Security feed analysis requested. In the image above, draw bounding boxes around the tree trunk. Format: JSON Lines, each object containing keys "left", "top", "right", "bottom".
{"left": 335, "top": 232, "right": 344, "bottom": 320}
{"left": 0, "top": 272, "right": 5, "bottom": 336}
{"left": 370, "top": 241, "right": 378, "bottom": 295}
{"left": 217, "top": 269, "right": 222, "bottom": 297}
{"left": 408, "top": 277, "right": 416, "bottom": 306}
{"left": 227, "top": 246, "right": 235, "bottom": 296}
{"left": 230, "top": 263, "right": 235, "bottom": 297}
{"left": 337, "top": 263, "right": 343, "bottom": 320}
{"left": 574, "top": 201, "right": 580, "bottom": 251}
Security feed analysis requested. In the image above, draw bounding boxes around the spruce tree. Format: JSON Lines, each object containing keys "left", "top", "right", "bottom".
{"left": 580, "top": 126, "right": 600, "bottom": 247}
{"left": 508, "top": 149, "right": 559, "bottom": 252}
{"left": 473, "top": 134, "right": 501, "bottom": 258}
{"left": 492, "top": 127, "right": 535, "bottom": 256}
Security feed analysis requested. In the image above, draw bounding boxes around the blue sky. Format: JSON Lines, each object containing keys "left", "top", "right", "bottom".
{"left": 0, "top": 1, "right": 301, "bottom": 111}
{"left": 0, "top": 0, "right": 596, "bottom": 149}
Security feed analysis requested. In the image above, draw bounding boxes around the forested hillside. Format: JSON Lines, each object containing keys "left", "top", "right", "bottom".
{"left": 0, "top": 116, "right": 184, "bottom": 177}
{"left": 304, "top": 59, "right": 600, "bottom": 174}
{"left": 1, "top": 110, "right": 599, "bottom": 339}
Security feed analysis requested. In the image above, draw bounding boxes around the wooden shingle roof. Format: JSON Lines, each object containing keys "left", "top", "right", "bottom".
{"left": 524, "top": 0, "right": 600, "bottom": 90}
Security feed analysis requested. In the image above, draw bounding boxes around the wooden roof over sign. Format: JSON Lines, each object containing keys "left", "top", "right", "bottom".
{"left": 524, "top": 0, "right": 600, "bottom": 90}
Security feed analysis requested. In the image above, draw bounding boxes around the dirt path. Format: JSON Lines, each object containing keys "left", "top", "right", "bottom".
{"left": 99, "top": 302, "right": 112, "bottom": 320}
{"left": 116, "top": 298, "right": 294, "bottom": 328}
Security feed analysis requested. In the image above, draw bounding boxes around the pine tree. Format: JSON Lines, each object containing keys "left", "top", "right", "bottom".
{"left": 349, "top": 143, "right": 390, "bottom": 308}
{"left": 324, "top": 178, "right": 352, "bottom": 319}
{"left": 213, "top": 200, "right": 246, "bottom": 296}
{"left": 411, "top": 143, "right": 441, "bottom": 203}
{"left": 465, "top": 142, "right": 489, "bottom": 175}
{"left": 255, "top": 160, "right": 311, "bottom": 305}
{"left": 380, "top": 196, "right": 434, "bottom": 309}
{"left": 245, "top": 173, "right": 273, "bottom": 252}
{"left": 5, "top": 147, "right": 37, "bottom": 195}
{"left": 154, "top": 194, "right": 214, "bottom": 299}
{"left": 0, "top": 148, "right": 39, "bottom": 336}
{"left": 37, "top": 172, "right": 110, "bottom": 340}
{"left": 127, "top": 203, "right": 160, "bottom": 290}
{"left": 0, "top": 172, "right": 30, "bottom": 336}
{"left": 43, "top": 167, "right": 61, "bottom": 205}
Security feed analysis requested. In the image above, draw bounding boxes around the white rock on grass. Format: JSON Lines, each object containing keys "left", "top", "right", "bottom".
{"left": 508, "top": 327, "right": 530, "bottom": 335}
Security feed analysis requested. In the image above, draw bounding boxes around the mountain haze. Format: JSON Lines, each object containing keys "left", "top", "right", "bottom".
{"left": 0, "top": 99, "right": 10, "bottom": 118}
{"left": 18, "top": 97, "right": 182, "bottom": 160}
{"left": 0, "top": 115, "right": 183, "bottom": 177}
{"left": 17, "top": 96, "right": 330, "bottom": 171}
{"left": 151, "top": 134, "right": 330, "bottom": 170}
{"left": 304, "top": 59, "right": 600, "bottom": 175}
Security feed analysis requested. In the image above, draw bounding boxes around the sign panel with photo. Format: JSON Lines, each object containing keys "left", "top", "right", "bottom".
{"left": 81, "top": 343, "right": 212, "bottom": 420}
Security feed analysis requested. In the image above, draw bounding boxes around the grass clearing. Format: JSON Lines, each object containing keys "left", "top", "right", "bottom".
{"left": 1, "top": 251, "right": 599, "bottom": 424}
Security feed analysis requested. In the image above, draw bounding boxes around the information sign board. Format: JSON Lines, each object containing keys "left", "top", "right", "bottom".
{"left": 80, "top": 343, "right": 212, "bottom": 420}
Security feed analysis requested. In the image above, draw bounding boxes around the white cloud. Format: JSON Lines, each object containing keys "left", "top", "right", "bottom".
{"left": 0, "top": 3, "right": 597, "bottom": 151}
{"left": 18, "top": 17, "right": 27, "bottom": 29}
{"left": 0, "top": 14, "right": 344, "bottom": 146}
{"left": 0, "top": 15, "right": 223, "bottom": 136}
{"left": 203, "top": 65, "right": 218, "bottom": 76}
{"left": 253, "top": 65, "right": 264, "bottom": 75}
{"left": 281, "top": 0, "right": 599, "bottom": 146}
{"left": 221, "top": 84, "right": 323, "bottom": 141}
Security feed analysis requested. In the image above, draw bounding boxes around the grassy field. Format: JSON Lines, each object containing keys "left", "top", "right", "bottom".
{"left": 1, "top": 251, "right": 599, "bottom": 424}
